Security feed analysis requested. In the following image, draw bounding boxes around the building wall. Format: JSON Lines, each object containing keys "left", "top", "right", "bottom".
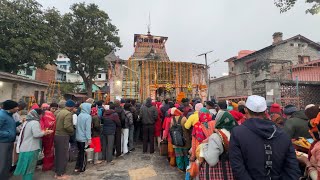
{"left": 209, "top": 73, "right": 252, "bottom": 99}
{"left": 95, "top": 72, "right": 107, "bottom": 81}
{"left": 0, "top": 79, "right": 47, "bottom": 103}
{"left": 66, "top": 73, "right": 83, "bottom": 83}
{"left": 17, "top": 67, "right": 36, "bottom": 80}
{"left": 234, "top": 51, "right": 272, "bottom": 74}
{"left": 35, "top": 64, "right": 57, "bottom": 83}
{"left": 0, "top": 81, "right": 13, "bottom": 102}
{"left": 269, "top": 39, "right": 320, "bottom": 65}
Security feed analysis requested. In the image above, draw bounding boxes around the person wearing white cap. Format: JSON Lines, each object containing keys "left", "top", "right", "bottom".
{"left": 229, "top": 95, "right": 300, "bottom": 179}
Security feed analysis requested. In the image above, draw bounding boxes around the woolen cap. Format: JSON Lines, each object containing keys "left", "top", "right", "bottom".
{"left": 2, "top": 100, "right": 19, "bottom": 110}
{"left": 270, "top": 103, "right": 281, "bottom": 114}
{"left": 283, "top": 105, "right": 297, "bottom": 115}
{"left": 245, "top": 95, "right": 267, "bottom": 113}
{"left": 65, "top": 100, "right": 76, "bottom": 107}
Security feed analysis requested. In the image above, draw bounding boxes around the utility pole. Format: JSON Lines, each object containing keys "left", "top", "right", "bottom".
{"left": 197, "top": 50, "right": 214, "bottom": 101}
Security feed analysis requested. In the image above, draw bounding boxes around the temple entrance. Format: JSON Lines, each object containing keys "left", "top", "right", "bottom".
{"left": 155, "top": 87, "right": 176, "bottom": 101}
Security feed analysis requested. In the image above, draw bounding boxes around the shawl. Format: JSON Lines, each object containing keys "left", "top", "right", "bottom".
{"left": 91, "top": 107, "right": 98, "bottom": 116}
{"left": 26, "top": 109, "right": 40, "bottom": 122}
{"left": 215, "top": 111, "right": 238, "bottom": 131}
{"left": 309, "top": 112, "right": 320, "bottom": 140}
{"left": 170, "top": 107, "right": 183, "bottom": 116}
{"left": 40, "top": 110, "right": 56, "bottom": 131}
{"left": 192, "top": 108, "right": 212, "bottom": 143}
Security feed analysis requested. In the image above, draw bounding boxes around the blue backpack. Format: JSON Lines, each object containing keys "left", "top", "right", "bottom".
{"left": 98, "top": 107, "right": 104, "bottom": 119}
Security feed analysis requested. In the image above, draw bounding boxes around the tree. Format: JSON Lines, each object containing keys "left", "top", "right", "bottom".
{"left": 56, "top": 3, "right": 121, "bottom": 97}
{"left": 274, "top": 0, "right": 320, "bottom": 15}
{"left": 0, "top": 0, "right": 59, "bottom": 73}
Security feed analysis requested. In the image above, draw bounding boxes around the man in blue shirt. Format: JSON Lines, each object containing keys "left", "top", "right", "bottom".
{"left": 0, "top": 100, "right": 21, "bottom": 180}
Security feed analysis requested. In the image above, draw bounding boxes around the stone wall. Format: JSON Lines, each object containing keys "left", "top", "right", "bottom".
{"left": 270, "top": 39, "right": 320, "bottom": 65}
{"left": 209, "top": 73, "right": 252, "bottom": 99}
{"left": 0, "top": 79, "right": 47, "bottom": 103}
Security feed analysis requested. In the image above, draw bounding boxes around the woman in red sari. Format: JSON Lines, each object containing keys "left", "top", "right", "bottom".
{"left": 40, "top": 103, "right": 58, "bottom": 171}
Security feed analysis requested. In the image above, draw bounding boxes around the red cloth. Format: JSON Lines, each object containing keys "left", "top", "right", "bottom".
{"left": 192, "top": 111, "right": 212, "bottom": 143}
{"left": 31, "top": 103, "right": 39, "bottom": 110}
{"left": 270, "top": 103, "right": 281, "bottom": 114}
{"left": 40, "top": 111, "right": 56, "bottom": 171}
{"left": 154, "top": 109, "right": 162, "bottom": 137}
{"left": 91, "top": 107, "right": 98, "bottom": 116}
{"left": 152, "top": 102, "right": 162, "bottom": 137}
{"left": 229, "top": 110, "right": 245, "bottom": 125}
{"left": 199, "top": 161, "right": 235, "bottom": 180}
{"left": 162, "top": 109, "right": 172, "bottom": 142}
{"left": 90, "top": 137, "right": 102, "bottom": 153}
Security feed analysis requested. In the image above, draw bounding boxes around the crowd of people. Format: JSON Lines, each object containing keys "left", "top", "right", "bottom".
{"left": 1, "top": 95, "right": 320, "bottom": 179}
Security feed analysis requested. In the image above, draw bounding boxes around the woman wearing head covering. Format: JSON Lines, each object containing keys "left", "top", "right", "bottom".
{"left": 198, "top": 111, "right": 238, "bottom": 180}
{"left": 301, "top": 105, "right": 320, "bottom": 179}
{"left": 162, "top": 108, "right": 176, "bottom": 166}
{"left": 190, "top": 108, "right": 215, "bottom": 161}
{"left": 14, "top": 109, "right": 53, "bottom": 180}
{"left": 168, "top": 108, "right": 191, "bottom": 171}
{"left": 89, "top": 107, "right": 102, "bottom": 164}
{"left": 40, "top": 103, "right": 58, "bottom": 171}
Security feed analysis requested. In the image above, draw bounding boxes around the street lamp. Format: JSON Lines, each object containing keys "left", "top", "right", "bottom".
{"left": 197, "top": 50, "right": 214, "bottom": 100}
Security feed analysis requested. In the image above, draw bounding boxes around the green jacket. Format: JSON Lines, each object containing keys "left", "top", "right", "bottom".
{"left": 55, "top": 108, "right": 74, "bottom": 136}
{"left": 284, "top": 110, "right": 311, "bottom": 139}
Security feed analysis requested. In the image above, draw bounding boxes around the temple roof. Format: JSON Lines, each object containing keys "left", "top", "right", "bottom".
{"left": 131, "top": 33, "right": 170, "bottom": 61}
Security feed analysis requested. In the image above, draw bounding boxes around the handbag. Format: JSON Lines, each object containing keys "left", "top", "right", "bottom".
{"left": 159, "top": 140, "right": 168, "bottom": 156}
{"left": 189, "top": 162, "right": 199, "bottom": 177}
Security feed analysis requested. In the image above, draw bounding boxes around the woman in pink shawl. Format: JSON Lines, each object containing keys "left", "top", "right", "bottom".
{"left": 40, "top": 103, "right": 58, "bottom": 171}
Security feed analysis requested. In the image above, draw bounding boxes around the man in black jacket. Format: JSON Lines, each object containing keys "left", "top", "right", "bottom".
{"left": 114, "top": 100, "right": 125, "bottom": 157}
{"left": 139, "top": 98, "right": 158, "bottom": 153}
{"left": 229, "top": 95, "right": 300, "bottom": 179}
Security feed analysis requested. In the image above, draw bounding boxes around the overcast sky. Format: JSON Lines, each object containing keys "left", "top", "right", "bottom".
{"left": 38, "top": 0, "right": 320, "bottom": 78}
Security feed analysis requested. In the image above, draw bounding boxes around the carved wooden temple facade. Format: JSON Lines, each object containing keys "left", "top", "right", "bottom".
{"left": 122, "top": 32, "right": 208, "bottom": 102}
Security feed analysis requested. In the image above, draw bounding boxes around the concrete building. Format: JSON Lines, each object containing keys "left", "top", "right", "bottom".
{"left": 210, "top": 32, "right": 320, "bottom": 107}
{"left": 0, "top": 71, "right": 48, "bottom": 104}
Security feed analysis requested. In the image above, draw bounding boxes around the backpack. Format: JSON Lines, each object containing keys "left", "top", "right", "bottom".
{"left": 98, "top": 107, "right": 104, "bottom": 119}
{"left": 170, "top": 116, "right": 186, "bottom": 147}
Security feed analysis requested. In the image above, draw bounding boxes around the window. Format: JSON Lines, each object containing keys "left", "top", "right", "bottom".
{"left": 221, "top": 84, "right": 224, "bottom": 91}
{"left": 40, "top": 91, "right": 45, "bottom": 104}
{"left": 290, "top": 43, "right": 294, "bottom": 46}
{"left": 243, "top": 80, "right": 247, "bottom": 88}
{"left": 98, "top": 74, "right": 102, "bottom": 78}
{"left": 231, "top": 67, "right": 234, "bottom": 71}
{"left": 298, "top": 55, "right": 310, "bottom": 64}
{"left": 26, "top": 68, "right": 33, "bottom": 76}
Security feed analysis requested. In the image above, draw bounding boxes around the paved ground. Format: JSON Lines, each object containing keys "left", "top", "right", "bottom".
{"left": 11, "top": 143, "right": 185, "bottom": 180}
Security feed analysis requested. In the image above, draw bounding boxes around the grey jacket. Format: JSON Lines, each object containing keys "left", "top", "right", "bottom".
{"left": 139, "top": 104, "right": 158, "bottom": 125}
{"left": 17, "top": 120, "right": 45, "bottom": 153}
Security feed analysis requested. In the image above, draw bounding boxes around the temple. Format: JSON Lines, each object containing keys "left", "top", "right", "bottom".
{"left": 120, "top": 31, "right": 208, "bottom": 102}
{"left": 131, "top": 33, "right": 170, "bottom": 61}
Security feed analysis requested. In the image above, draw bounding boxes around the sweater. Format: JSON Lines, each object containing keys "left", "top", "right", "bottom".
{"left": 102, "top": 109, "right": 121, "bottom": 135}
{"left": 91, "top": 115, "right": 101, "bottom": 137}
{"left": 55, "top": 108, "right": 74, "bottom": 136}
{"left": 0, "top": 109, "right": 21, "bottom": 143}
{"left": 229, "top": 118, "right": 300, "bottom": 180}
{"left": 184, "top": 111, "right": 199, "bottom": 130}
{"left": 284, "top": 110, "right": 311, "bottom": 139}
{"left": 76, "top": 103, "right": 92, "bottom": 142}
{"left": 17, "top": 120, "right": 44, "bottom": 153}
